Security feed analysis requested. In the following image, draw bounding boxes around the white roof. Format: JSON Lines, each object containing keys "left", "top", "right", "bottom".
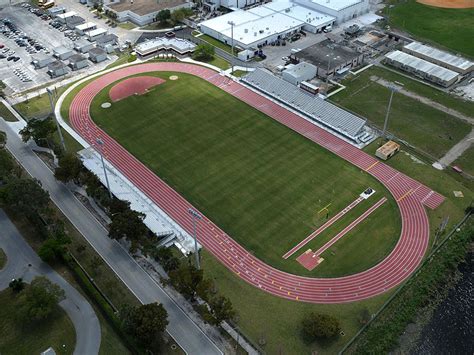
{"left": 76, "top": 22, "right": 96, "bottom": 30}
{"left": 57, "top": 11, "right": 76, "bottom": 19}
{"left": 385, "top": 51, "right": 458, "bottom": 83}
{"left": 404, "top": 42, "right": 473, "bottom": 72}
{"left": 307, "top": 0, "right": 363, "bottom": 11}
{"left": 200, "top": 1, "right": 334, "bottom": 46}
{"left": 87, "top": 28, "right": 107, "bottom": 37}
{"left": 135, "top": 37, "right": 196, "bottom": 54}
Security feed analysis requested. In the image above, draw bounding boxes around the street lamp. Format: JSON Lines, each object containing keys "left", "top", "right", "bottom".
{"left": 96, "top": 137, "right": 113, "bottom": 199}
{"left": 46, "top": 87, "right": 66, "bottom": 152}
{"left": 382, "top": 86, "right": 397, "bottom": 138}
{"left": 228, "top": 20, "right": 235, "bottom": 74}
{"left": 188, "top": 208, "right": 202, "bottom": 270}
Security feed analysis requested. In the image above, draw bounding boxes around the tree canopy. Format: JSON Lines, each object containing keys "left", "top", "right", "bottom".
{"left": 54, "top": 153, "right": 83, "bottom": 183}
{"left": 192, "top": 44, "right": 215, "bottom": 62}
{"left": 0, "top": 176, "right": 50, "bottom": 217}
{"left": 301, "top": 312, "right": 341, "bottom": 340}
{"left": 19, "top": 117, "right": 56, "bottom": 146}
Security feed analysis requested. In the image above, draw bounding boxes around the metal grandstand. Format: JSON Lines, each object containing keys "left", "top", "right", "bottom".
{"left": 242, "top": 68, "right": 368, "bottom": 142}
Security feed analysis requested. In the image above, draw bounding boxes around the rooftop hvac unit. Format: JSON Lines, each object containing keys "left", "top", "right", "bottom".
{"left": 259, "top": 29, "right": 264, "bottom": 33}
{"left": 254, "top": 32, "right": 257, "bottom": 36}
{"left": 285, "top": 8, "right": 290, "bottom": 12}
{"left": 244, "top": 28, "right": 248, "bottom": 33}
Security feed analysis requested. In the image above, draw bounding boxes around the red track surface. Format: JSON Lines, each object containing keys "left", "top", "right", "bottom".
{"left": 109, "top": 76, "right": 165, "bottom": 102}
{"left": 69, "top": 63, "right": 445, "bottom": 303}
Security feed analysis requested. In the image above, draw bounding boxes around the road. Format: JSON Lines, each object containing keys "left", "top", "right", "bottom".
{"left": 0, "top": 209, "right": 101, "bottom": 355}
{"left": 0, "top": 118, "right": 222, "bottom": 355}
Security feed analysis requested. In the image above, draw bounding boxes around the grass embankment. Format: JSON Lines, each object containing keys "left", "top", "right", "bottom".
{"left": 195, "top": 33, "right": 236, "bottom": 54}
{"left": 0, "top": 102, "right": 18, "bottom": 122}
{"left": 232, "top": 70, "right": 249, "bottom": 77}
{"left": 386, "top": 0, "right": 474, "bottom": 57}
{"left": 346, "top": 216, "right": 473, "bottom": 354}
{"left": 330, "top": 67, "right": 471, "bottom": 158}
{"left": 90, "top": 71, "right": 400, "bottom": 277}
{"left": 0, "top": 288, "right": 76, "bottom": 354}
{"left": 0, "top": 248, "right": 6, "bottom": 269}
{"left": 118, "top": 21, "right": 136, "bottom": 30}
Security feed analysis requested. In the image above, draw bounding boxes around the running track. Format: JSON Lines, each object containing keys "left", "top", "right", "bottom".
{"left": 69, "top": 63, "right": 444, "bottom": 303}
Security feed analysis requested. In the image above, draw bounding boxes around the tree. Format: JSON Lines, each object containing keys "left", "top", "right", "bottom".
{"left": 38, "top": 230, "right": 71, "bottom": 263}
{"left": 168, "top": 264, "right": 204, "bottom": 300}
{"left": 121, "top": 303, "right": 168, "bottom": 349}
{"left": 192, "top": 44, "right": 215, "bottom": 62}
{"left": 156, "top": 9, "right": 171, "bottom": 25}
{"left": 9, "top": 278, "right": 25, "bottom": 292}
{"left": 152, "top": 246, "right": 180, "bottom": 272}
{"left": 54, "top": 153, "right": 83, "bottom": 183}
{"left": 301, "top": 313, "right": 341, "bottom": 340}
{"left": 18, "top": 276, "right": 65, "bottom": 322}
{"left": 19, "top": 117, "right": 56, "bottom": 146}
{"left": 170, "top": 8, "right": 186, "bottom": 25}
{"left": 208, "top": 295, "right": 235, "bottom": 325}
{"left": 0, "top": 176, "right": 50, "bottom": 218}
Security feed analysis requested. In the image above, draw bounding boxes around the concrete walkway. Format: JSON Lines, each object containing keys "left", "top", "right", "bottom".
{"left": 436, "top": 127, "right": 474, "bottom": 168}
{"left": 0, "top": 209, "right": 101, "bottom": 355}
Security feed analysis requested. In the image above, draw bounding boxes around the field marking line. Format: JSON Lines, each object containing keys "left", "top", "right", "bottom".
{"left": 397, "top": 189, "right": 413, "bottom": 202}
{"left": 317, "top": 203, "right": 332, "bottom": 215}
{"left": 365, "top": 161, "right": 379, "bottom": 172}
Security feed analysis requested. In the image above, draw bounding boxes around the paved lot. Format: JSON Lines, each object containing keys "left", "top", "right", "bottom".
{"left": 0, "top": 4, "right": 117, "bottom": 95}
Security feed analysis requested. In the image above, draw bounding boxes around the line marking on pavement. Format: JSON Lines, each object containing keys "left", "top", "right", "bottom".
{"left": 397, "top": 189, "right": 413, "bottom": 202}
{"left": 365, "top": 161, "right": 379, "bottom": 171}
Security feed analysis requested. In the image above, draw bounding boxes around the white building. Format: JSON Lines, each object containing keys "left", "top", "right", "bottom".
{"left": 75, "top": 22, "right": 97, "bottom": 35}
{"left": 200, "top": 0, "right": 334, "bottom": 49}
{"left": 293, "top": 0, "right": 369, "bottom": 24}
{"left": 282, "top": 62, "right": 317, "bottom": 85}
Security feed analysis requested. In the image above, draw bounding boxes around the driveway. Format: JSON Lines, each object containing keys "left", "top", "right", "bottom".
{"left": 0, "top": 209, "right": 101, "bottom": 355}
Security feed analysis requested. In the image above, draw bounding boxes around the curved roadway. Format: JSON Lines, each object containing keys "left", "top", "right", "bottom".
{"left": 69, "top": 62, "right": 444, "bottom": 303}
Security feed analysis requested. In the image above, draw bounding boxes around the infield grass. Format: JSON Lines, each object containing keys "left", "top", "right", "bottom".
{"left": 386, "top": 0, "right": 474, "bottom": 57}
{"left": 89, "top": 71, "right": 400, "bottom": 277}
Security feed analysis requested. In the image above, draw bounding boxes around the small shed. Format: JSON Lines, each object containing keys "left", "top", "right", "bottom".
{"left": 282, "top": 62, "right": 317, "bottom": 86}
{"left": 53, "top": 46, "right": 74, "bottom": 60}
{"left": 31, "top": 54, "right": 54, "bottom": 69}
{"left": 66, "top": 16, "right": 85, "bottom": 29}
{"left": 74, "top": 39, "right": 94, "bottom": 53}
{"left": 68, "top": 54, "right": 88, "bottom": 70}
{"left": 47, "top": 61, "right": 68, "bottom": 77}
{"left": 95, "top": 34, "right": 118, "bottom": 49}
{"left": 87, "top": 28, "right": 107, "bottom": 42}
{"left": 376, "top": 140, "right": 400, "bottom": 160}
{"left": 88, "top": 47, "right": 107, "bottom": 63}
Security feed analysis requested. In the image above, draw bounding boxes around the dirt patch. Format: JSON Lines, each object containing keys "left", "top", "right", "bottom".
{"left": 109, "top": 76, "right": 165, "bottom": 102}
{"left": 417, "top": 0, "right": 474, "bottom": 9}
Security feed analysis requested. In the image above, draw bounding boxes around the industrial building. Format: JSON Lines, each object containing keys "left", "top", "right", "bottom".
{"left": 31, "top": 54, "right": 54, "bottom": 69}
{"left": 104, "top": 0, "right": 191, "bottom": 26}
{"left": 65, "top": 16, "right": 86, "bottom": 29}
{"left": 292, "top": 39, "right": 364, "bottom": 79}
{"left": 88, "top": 47, "right": 108, "bottom": 63}
{"left": 135, "top": 37, "right": 196, "bottom": 56}
{"left": 95, "top": 34, "right": 119, "bottom": 49}
{"left": 75, "top": 22, "right": 97, "bottom": 35}
{"left": 199, "top": 0, "right": 335, "bottom": 50}
{"left": 87, "top": 28, "right": 108, "bottom": 42}
{"left": 55, "top": 11, "right": 77, "bottom": 23}
{"left": 282, "top": 62, "right": 317, "bottom": 85}
{"left": 403, "top": 42, "right": 473, "bottom": 75}
{"left": 293, "top": 0, "right": 370, "bottom": 24}
{"left": 53, "top": 46, "right": 74, "bottom": 60}
{"left": 384, "top": 51, "right": 459, "bottom": 87}
{"left": 68, "top": 54, "right": 89, "bottom": 70}
{"left": 47, "top": 61, "right": 68, "bottom": 77}
{"left": 242, "top": 68, "right": 369, "bottom": 142}
{"left": 74, "top": 39, "right": 95, "bottom": 53}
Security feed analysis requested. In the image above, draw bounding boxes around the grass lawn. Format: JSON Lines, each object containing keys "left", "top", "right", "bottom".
{"left": 330, "top": 67, "right": 471, "bottom": 158}
{"left": 89, "top": 71, "right": 400, "bottom": 277}
{"left": 387, "top": 0, "right": 474, "bottom": 57}
{"left": 452, "top": 145, "right": 474, "bottom": 176}
{"left": 0, "top": 288, "right": 76, "bottom": 354}
{"left": 0, "top": 248, "right": 6, "bottom": 269}
{"left": 196, "top": 34, "right": 237, "bottom": 54}
{"left": 118, "top": 21, "right": 136, "bottom": 30}
{"left": 201, "top": 55, "right": 230, "bottom": 70}
{"left": 0, "top": 102, "right": 18, "bottom": 122}
{"left": 232, "top": 70, "right": 250, "bottom": 77}
{"left": 14, "top": 87, "right": 68, "bottom": 119}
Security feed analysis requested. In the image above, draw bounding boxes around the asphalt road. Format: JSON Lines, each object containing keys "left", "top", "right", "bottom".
{"left": 0, "top": 118, "right": 222, "bottom": 355}
{"left": 0, "top": 209, "right": 101, "bottom": 355}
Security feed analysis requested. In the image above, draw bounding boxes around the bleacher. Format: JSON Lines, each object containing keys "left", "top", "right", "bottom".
{"left": 242, "top": 69, "right": 367, "bottom": 141}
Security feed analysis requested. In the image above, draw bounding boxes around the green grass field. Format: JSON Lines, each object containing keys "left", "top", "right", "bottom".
{"left": 88, "top": 71, "right": 400, "bottom": 277}
{"left": 387, "top": 0, "right": 474, "bottom": 57}
{"left": 452, "top": 146, "right": 474, "bottom": 176}
{"left": 0, "top": 288, "right": 76, "bottom": 354}
{"left": 330, "top": 67, "right": 471, "bottom": 158}
{"left": 0, "top": 102, "right": 18, "bottom": 122}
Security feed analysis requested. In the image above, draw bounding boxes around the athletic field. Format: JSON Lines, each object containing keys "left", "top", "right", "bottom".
{"left": 89, "top": 71, "right": 400, "bottom": 277}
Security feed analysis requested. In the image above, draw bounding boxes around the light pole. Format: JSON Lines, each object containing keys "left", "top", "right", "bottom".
{"left": 47, "top": 88, "right": 66, "bottom": 152}
{"left": 96, "top": 137, "right": 113, "bottom": 199}
{"left": 228, "top": 21, "right": 235, "bottom": 74}
{"left": 188, "top": 208, "right": 202, "bottom": 270}
{"left": 382, "top": 86, "right": 397, "bottom": 138}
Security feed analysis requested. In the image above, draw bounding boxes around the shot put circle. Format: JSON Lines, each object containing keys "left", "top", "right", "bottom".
{"left": 101, "top": 102, "right": 112, "bottom": 109}
{"left": 169, "top": 75, "right": 179, "bottom": 81}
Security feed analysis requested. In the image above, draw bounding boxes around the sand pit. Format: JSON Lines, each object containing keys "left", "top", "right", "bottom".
{"left": 109, "top": 76, "right": 165, "bottom": 102}
{"left": 417, "top": 0, "right": 474, "bottom": 8}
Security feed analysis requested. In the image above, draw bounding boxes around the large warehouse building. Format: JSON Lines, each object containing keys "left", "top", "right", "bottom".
{"left": 293, "top": 0, "right": 370, "bottom": 24}
{"left": 199, "top": 0, "right": 335, "bottom": 49}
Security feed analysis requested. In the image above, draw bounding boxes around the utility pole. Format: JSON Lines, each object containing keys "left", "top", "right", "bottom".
{"left": 47, "top": 88, "right": 66, "bottom": 152}
{"left": 96, "top": 137, "right": 113, "bottom": 199}
{"left": 228, "top": 21, "right": 235, "bottom": 74}
{"left": 188, "top": 208, "right": 202, "bottom": 270}
{"left": 382, "top": 86, "right": 396, "bottom": 138}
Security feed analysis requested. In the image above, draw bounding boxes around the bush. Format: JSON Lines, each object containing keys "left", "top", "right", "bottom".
{"left": 192, "top": 44, "right": 215, "bottom": 62}
{"left": 301, "top": 312, "right": 341, "bottom": 341}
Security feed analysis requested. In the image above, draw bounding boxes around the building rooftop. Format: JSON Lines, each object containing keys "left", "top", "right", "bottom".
{"left": 135, "top": 37, "right": 196, "bottom": 54}
{"left": 57, "top": 11, "right": 76, "bottom": 19}
{"left": 385, "top": 51, "right": 459, "bottom": 82}
{"left": 404, "top": 41, "right": 473, "bottom": 72}
{"left": 96, "top": 33, "right": 118, "bottom": 44}
{"left": 68, "top": 53, "right": 87, "bottom": 63}
{"left": 305, "top": 0, "right": 363, "bottom": 11}
{"left": 87, "top": 28, "right": 107, "bottom": 37}
{"left": 53, "top": 46, "right": 73, "bottom": 55}
{"left": 283, "top": 62, "right": 317, "bottom": 77}
{"left": 88, "top": 47, "right": 106, "bottom": 56}
{"left": 295, "top": 39, "right": 359, "bottom": 68}
{"left": 107, "top": 0, "right": 187, "bottom": 16}
{"left": 76, "top": 22, "right": 96, "bottom": 30}
{"left": 48, "top": 60, "right": 67, "bottom": 70}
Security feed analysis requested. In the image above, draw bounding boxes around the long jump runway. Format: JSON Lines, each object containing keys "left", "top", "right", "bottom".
{"left": 69, "top": 63, "right": 444, "bottom": 303}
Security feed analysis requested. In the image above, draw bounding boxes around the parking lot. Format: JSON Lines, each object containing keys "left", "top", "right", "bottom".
{"left": 0, "top": 3, "right": 117, "bottom": 95}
